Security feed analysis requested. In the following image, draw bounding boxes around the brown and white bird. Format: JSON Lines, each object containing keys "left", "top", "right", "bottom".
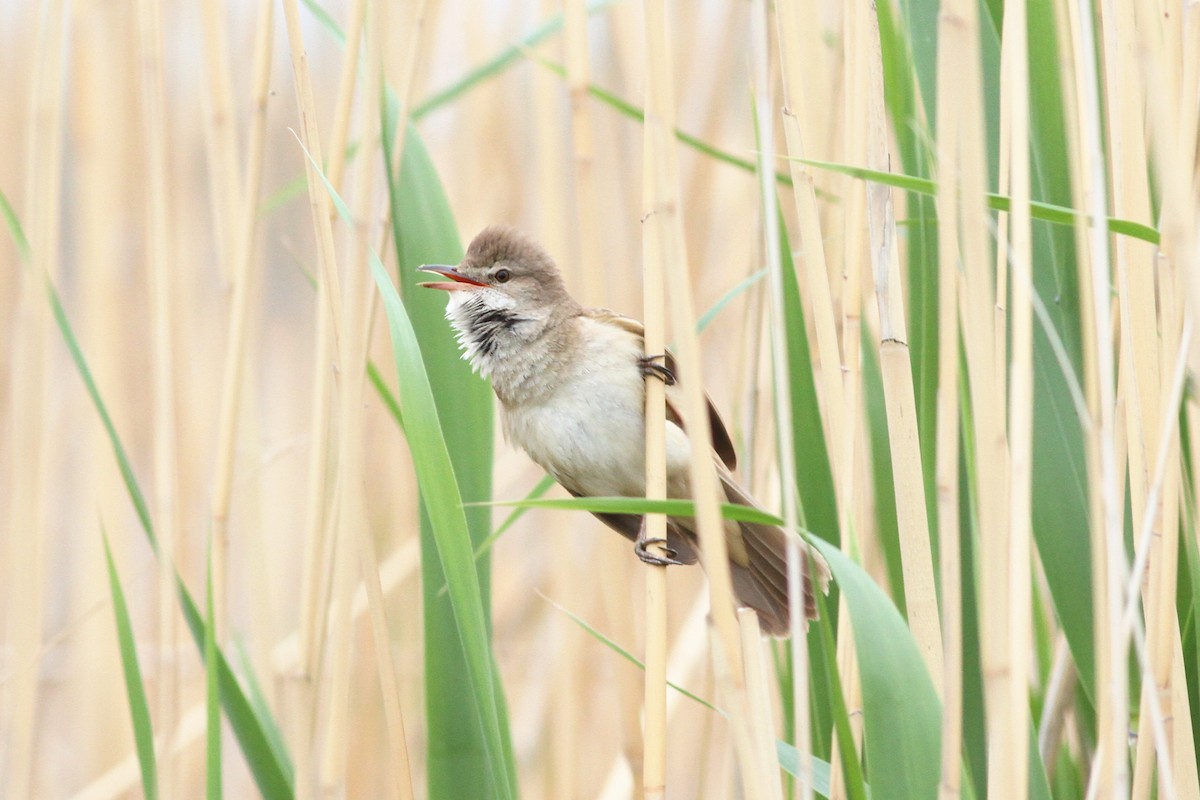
{"left": 419, "top": 225, "right": 829, "bottom": 635}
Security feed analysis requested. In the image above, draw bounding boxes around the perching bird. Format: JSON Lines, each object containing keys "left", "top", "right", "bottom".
{"left": 419, "top": 225, "right": 829, "bottom": 635}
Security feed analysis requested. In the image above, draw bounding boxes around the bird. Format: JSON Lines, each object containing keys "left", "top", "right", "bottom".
{"left": 418, "top": 225, "right": 829, "bottom": 635}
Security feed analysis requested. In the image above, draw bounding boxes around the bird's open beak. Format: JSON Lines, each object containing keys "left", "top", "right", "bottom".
{"left": 417, "top": 264, "right": 486, "bottom": 291}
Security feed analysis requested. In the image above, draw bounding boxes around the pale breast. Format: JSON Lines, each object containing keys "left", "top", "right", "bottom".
{"left": 501, "top": 317, "right": 652, "bottom": 497}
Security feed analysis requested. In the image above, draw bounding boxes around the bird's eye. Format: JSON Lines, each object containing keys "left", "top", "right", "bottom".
{"left": 494, "top": 268, "right": 512, "bottom": 283}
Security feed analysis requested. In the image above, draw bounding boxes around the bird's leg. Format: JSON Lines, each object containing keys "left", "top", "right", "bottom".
{"left": 634, "top": 518, "right": 683, "bottom": 567}
{"left": 639, "top": 353, "right": 676, "bottom": 385}
{"left": 637, "top": 355, "right": 679, "bottom": 566}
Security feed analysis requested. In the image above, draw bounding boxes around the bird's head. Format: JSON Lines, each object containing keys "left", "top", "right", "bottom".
{"left": 419, "top": 226, "right": 580, "bottom": 372}
{"left": 419, "top": 225, "right": 575, "bottom": 321}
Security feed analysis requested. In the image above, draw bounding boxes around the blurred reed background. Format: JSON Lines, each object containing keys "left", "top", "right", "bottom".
{"left": 0, "top": 0, "right": 1197, "bottom": 798}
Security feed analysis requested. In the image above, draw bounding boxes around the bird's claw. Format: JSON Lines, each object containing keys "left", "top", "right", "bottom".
{"left": 639, "top": 354, "right": 676, "bottom": 386}
{"left": 635, "top": 537, "right": 683, "bottom": 566}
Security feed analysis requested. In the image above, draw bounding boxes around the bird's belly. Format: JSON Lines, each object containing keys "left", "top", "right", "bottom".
{"left": 502, "top": 386, "right": 697, "bottom": 505}
{"left": 503, "top": 374, "right": 650, "bottom": 497}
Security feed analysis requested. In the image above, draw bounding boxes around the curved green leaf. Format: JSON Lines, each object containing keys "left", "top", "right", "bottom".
{"left": 382, "top": 119, "right": 517, "bottom": 796}
{"left": 811, "top": 539, "right": 941, "bottom": 800}
{"left": 102, "top": 533, "right": 159, "bottom": 800}
{"left": 300, "top": 133, "right": 517, "bottom": 798}
{"left": 483, "top": 495, "right": 787, "bottom": 527}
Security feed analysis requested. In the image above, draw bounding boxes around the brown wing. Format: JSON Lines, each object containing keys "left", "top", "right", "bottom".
{"left": 584, "top": 308, "right": 738, "bottom": 471}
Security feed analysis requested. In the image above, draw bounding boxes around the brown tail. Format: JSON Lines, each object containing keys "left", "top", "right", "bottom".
{"left": 720, "top": 474, "right": 830, "bottom": 636}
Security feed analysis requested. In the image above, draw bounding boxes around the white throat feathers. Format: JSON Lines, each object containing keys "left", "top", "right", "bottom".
{"left": 444, "top": 288, "right": 568, "bottom": 405}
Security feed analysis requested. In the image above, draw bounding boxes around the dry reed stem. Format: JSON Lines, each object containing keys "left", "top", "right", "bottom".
{"left": 981, "top": 16, "right": 1016, "bottom": 787}
{"left": 529, "top": 10, "right": 583, "bottom": 789}
{"left": 861, "top": 0, "right": 943, "bottom": 691}
{"left": 955, "top": 74, "right": 1006, "bottom": 793}
{"left": 642, "top": 0, "right": 742, "bottom": 676}
{"left": 3, "top": 148, "right": 45, "bottom": 800}
{"left": 738, "top": 609, "right": 784, "bottom": 800}
{"left": 4, "top": 5, "right": 67, "bottom": 794}
{"left": 1000, "top": 0, "right": 1034, "bottom": 792}
{"left": 640, "top": 2, "right": 673, "bottom": 794}
{"left": 322, "top": 255, "right": 363, "bottom": 789}
{"left": 281, "top": 0, "right": 345, "bottom": 351}
{"left": 1169, "top": 636, "right": 1200, "bottom": 798}
{"left": 565, "top": 0, "right": 605, "bottom": 306}
{"left": 319, "top": 518, "right": 357, "bottom": 794}
{"left": 775, "top": 0, "right": 833, "bottom": 166}
{"left": 207, "top": 0, "right": 276, "bottom": 731}
{"left": 595, "top": 593, "right": 717, "bottom": 800}
{"left": 969, "top": 71, "right": 1040, "bottom": 800}
{"left": 372, "top": 4, "right": 436, "bottom": 796}
{"left": 352, "top": 450, "right": 415, "bottom": 798}
{"left": 992, "top": 44, "right": 1010, "bottom": 405}
{"left": 549, "top": 522, "right": 583, "bottom": 798}
{"left": 338, "top": 9, "right": 413, "bottom": 797}
{"left": 1101, "top": 3, "right": 1162, "bottom": 788}
{"left": 280, "top": 538, "right": 419, "bottom": 666}
{"left": 532, "top": 0, "right": 570, "bottom": 269}
{"left": 296, "top": 0, "right": 430, "bottom": 780}
{"left": 932, "top": 0, "right": 971, "bottom": 790}
{"left": 740, "top": 283, "right": 770, "bottom": 491}
{"left": 326, "top": 1, "right": 367, "bottom": 190}
{"left": 313, "top": 503, "right": 352, "bottom": 793}
{"left": 707, "top": 622, "right": 772, "bottom": 800}
{"left": 776, "top": 11, "right": 846, "bottom": 507}
{"left": 325, "top": 0, "right": 367, "bottom": 194}
{"left": 1138, "top": 3, "right": 1200, "bottom": 792}
{"left": 72, "top": 12, "right": 135, "bottom": 785}
{"left": 1038, "top": 638, "right": 1077, "bottom": 772}
{"left": 595, "top": 543, "right": 643, "bottom": 779}
{"left": 933, "top": 0, "right": 994, "bottom": 781}
{"left": 780, "top": 111, "right": 846, "bottom": 495}
{"left": 762, "top": 4, "right": 817, "bottom": 797}
{"left": 832, "top": 7, "right": 871, "bottom": 788}
{"left": 1101, "top": 0, "right": 1164, "bottom": 785}
{"left": 959, "top": 12, "right": 1017, "bottom": 800}
{"left": 1118, "top": 316, "right": 1185, "bottom": 786}
{"left": 284, "top": 0, "right": 427, "bottom": 753}
{"left": 641, "top": 2, "right": 763, "bottom": 796}
{"left": 1067, "top": 0, "right": 1126, "bottom": 788}
{"left": 1132, "top": 299, "right": 1182, "bottom": 798}
{"left": 134, "top": 0, "right": 184, "bottom": 792}
{"left": 70, "top": 701, "right": 209, "bottom": 800}
{"left": 199, "top": 0, "right": 241, "bottom": 283}
{"left": 1119, "top": 314, "right": 1191, "bottom": 800}
{"left": 640, "top": 549, "right": 669, "bottom": 800}
{"left": 671, "top": 597, "right": 728, "bottom": 795}
{"left": 828, "top": 613, "right": 862, "bottom": 800}
{"left": 381, "top": 0, "right": 428, "bottom": 182}
{"left": 208, "top": 0, "right": 275, "bottom": 650}
{"left": 204, "top": 0, "right": 292, "bottom": 753}
{"left": 280, "top": 0, "right": 353, "bottom": 788}
{"left": 292, "top": 293, "right": 335, "bottom": 795}
{"left": 1144, "top": 5, "right": 1200, "bottom": 793}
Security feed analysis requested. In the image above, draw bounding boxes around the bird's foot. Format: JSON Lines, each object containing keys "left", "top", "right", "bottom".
{"left": 639, "top": 354, "right": 676, "bottom": 386}
{"left": 635, "top": 537, "right": 683, "bottom": 567}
